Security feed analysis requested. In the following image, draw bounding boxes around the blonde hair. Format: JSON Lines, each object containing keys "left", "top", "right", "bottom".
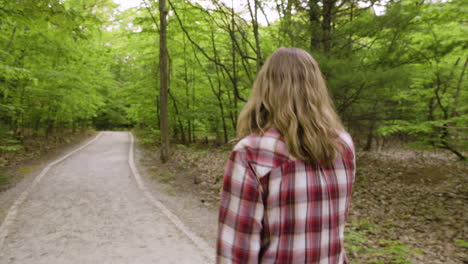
{"left": 237, "top": 48, "right": 345, "bottom": 166}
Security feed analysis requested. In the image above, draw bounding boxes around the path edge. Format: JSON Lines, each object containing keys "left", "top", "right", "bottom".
{"left": 0, "top": 132, "right": 103, "bottom": 251}
{"left": 127, "top": 132, "right": 215, "bottom": 263}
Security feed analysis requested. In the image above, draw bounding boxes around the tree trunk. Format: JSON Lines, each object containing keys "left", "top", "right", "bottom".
{"left": 308, "top": 0, "right": 321, "bottom": 51}
{"left": 364, "top": 119, "right": 376, "bottom": 151}
{"left": 183, "top": 32, "right": 191, "bottom": 143}
{"left": 322, "top": 0, "right": 335, "bottom": 53}
{"left": 247, "top": 0, "right": 263, "bottom": 70}
{"left": 451, "top": 57, "right": 467, "bottom": 117}
{"left": 159, "top": 0, "right": 170, "bottom": 162}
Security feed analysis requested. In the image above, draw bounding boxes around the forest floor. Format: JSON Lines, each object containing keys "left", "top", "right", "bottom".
{"left": 137, "top": 135, "right": 468, "bottom": 264}
{"left": 1, "top": 130, "right": 466, "bottom": 263}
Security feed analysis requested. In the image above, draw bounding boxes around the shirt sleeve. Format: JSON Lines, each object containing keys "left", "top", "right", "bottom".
{"left": 216, "top": 149, "right": 264, "bottom": 264}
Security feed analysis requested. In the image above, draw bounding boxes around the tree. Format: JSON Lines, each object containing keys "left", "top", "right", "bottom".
{"left": 159, "top": 0, "right": 170, "bottom": 162}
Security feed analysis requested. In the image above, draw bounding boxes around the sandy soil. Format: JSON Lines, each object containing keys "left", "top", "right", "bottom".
{"left": 0, "top": 132, "right": 211, "bottom": 264}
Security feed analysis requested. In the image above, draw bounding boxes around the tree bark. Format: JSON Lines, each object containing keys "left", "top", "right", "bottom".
{"left": 159, "top": 0, "right": 170, "bottom": 162}
{"left": 247, "top": 0, "right": 263, "bottom": 70}
{"left": 322, "top": 0, "right": 335, "bottom": 53}
{"left": 308, "top": 0, "right": 321, "bottom": 51}
{"left": 451, "top": 57, "right": 467, "bottom": 117}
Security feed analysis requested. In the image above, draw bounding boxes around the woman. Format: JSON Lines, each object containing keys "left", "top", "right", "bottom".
{"left": 216, "top": 48, "right": 356, "bottom": 264}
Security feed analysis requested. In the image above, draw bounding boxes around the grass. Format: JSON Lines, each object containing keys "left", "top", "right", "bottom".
{"left": 158, "top": 176, "right": 172, "bottom": 184}
{"left": 157, "top": 171, "right": 174, "bottom": 184}
{"left": 133, "top": 128, "right": 160, "bottom": 146}
{"left": 455, "top": 239, "right": 468, "bottom": 248}
{"left": 368, "top": 240, "right": 417, "bottom": 264}
{"left": 163, "top": 185, "right": 175, "bottom": 195}
{"left": 0, "top": 172, "right": 10, "bottom": 186}
{"left": 19, "top": 166, "right": 37, "bottom": 174}
{"left": 345, "top": 219, "right": 419, "bottom": 264}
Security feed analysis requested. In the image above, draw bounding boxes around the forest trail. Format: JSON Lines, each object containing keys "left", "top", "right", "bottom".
{"left": 0, "top": 132, "right": 211, "bottom": 264}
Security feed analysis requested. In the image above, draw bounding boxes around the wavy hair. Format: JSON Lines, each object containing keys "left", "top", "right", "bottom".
{"left": 237, "top": 48, "right": 345, "bottom": 166}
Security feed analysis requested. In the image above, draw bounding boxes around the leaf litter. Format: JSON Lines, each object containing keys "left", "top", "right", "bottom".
{"left": 139, "top": 142, "right": 467, "bottom": 264}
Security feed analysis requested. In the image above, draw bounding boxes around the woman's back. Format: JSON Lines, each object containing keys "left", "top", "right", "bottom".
{"left": 217, "top": 127, "right": 355, "bottom": 264}
{"left": 216, "top": 47, "right": 356, "bottom": 264}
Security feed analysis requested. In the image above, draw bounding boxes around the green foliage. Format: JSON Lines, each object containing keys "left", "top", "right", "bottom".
{"left": 1, "top": 0, "right": 465, "bottom": 160}
{"left": 0, "top": 123, "right": 22, "bottom": 151}
{"left": 0, "top": 145, "right": 23, "bottom": 151}
{"left": 0, "top": 172, "right": 9, "bottom": 186}
{"left": 0, "top": 0, "right": 116, "bottom": 141}
{"left": 455, "top": 239, "right": 468, "bottom": 248}
{"left": 368, "top": 240, "right": 415, "bottom": 264}
{"left": 345, "top": 219, "right": 419, "bottom": 264}
{"left": 0, "top": 1, "right": 465, "bottom": 261}
{"left": 133, "top": 128, "right": 161, "bottom": 145}
{"left": 158, "top": 171, "right": 175, "bottom": 184}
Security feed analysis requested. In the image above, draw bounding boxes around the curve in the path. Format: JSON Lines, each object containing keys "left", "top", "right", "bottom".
{"left": 0, "top": 132, "right": 213, "bottom": 264}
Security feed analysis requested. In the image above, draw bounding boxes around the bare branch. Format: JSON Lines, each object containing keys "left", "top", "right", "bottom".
{"left": 167, "top": 0, "right": 246, "bottom": 102}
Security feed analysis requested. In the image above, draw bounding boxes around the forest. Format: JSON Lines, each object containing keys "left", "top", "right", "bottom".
{"left": 1, "top": 0, "right": 466, "bottom": 157}
{"left": 0, "top": 0, "right": 467, "bottom": 263}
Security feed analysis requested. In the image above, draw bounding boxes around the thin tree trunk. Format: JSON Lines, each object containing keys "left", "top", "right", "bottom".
{"left": 168, "top": 53, "right": 185, "bottom": 144}
{"left": 159, "top": 0, "right": 170, "bottom": 162}
{"left": 230, "top": 4, "right": 239, "bottom": 128}
{"left": 322, "top": 0, "right": 335, "bottom": 53}
{"left": 308, "top": 0, "right": 321, "bottom": 51}
{"left": 5, "top": 25, "right": 17, "bottom": 51}
{"left": 451, "top": 57, "right": 467, "bottom": 117}
{"left": 183, "top": 32, "right": 191, "bottom": 143}
{"left": 205, "top": 33, "right": 228, "bottom": 143}
{"left": 364, "top": 119, "right": 376, "bottom": 151}
{"left": 191, "top": 63, "right": 196, "bottom": 143}
{"left": 247, "top": 0, "right": 263, "bottom": 70}
{"left": 168, "top": 90, "right": 185, "bottom": 143}
{"left": 168, "top": 0, "right": 245, "bottom": 102}
{"left": 211, "top": 59, "right": 229, "bottom": 141}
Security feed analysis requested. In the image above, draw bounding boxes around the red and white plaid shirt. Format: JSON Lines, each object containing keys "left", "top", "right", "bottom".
{"left": 216, "top": 127, "right": 355, "bottom": 264}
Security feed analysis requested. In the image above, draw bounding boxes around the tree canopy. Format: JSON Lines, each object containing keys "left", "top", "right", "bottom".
{"left": 1, "top": 0, "right": 466, "bottom": 160}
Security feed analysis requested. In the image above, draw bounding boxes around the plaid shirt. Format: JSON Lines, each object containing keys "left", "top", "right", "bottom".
{"left": 216, "top": 127, "right": 355, "bottom": 264}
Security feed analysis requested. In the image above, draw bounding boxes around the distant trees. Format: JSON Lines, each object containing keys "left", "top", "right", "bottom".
{"left": 1, "top": 0, "right": 466, "bottom": 160}
{"left": 0, "top": 0, "right": 121, "bottom": 145}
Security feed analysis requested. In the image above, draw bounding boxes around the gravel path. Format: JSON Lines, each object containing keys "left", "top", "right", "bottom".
{"left": 0, "top": 132, "right": 211, "bottom": 264}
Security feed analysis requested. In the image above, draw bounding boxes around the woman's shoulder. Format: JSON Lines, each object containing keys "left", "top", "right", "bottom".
{"left": 234, "top": 127, "right": 286, "bottom": 153}
{"left": 232, "top": 127, "right": 291, "bottom": 176}
{"left": 337, "top": 129, "right": 355, "bottom": 151}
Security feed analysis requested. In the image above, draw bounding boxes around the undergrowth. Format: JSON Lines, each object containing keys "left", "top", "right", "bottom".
{"left": 0, "top": 172, "right": 9, "bottom": 186}
{"left": 133, "top": 128, "right": 160, "bottom": 146}
{"left": 346, "top": 219, "right": 420, "bottom": 264}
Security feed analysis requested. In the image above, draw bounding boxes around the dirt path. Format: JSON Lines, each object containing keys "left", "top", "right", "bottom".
{"left": 0, "top": 132, "right": 213, "bottom": 264}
